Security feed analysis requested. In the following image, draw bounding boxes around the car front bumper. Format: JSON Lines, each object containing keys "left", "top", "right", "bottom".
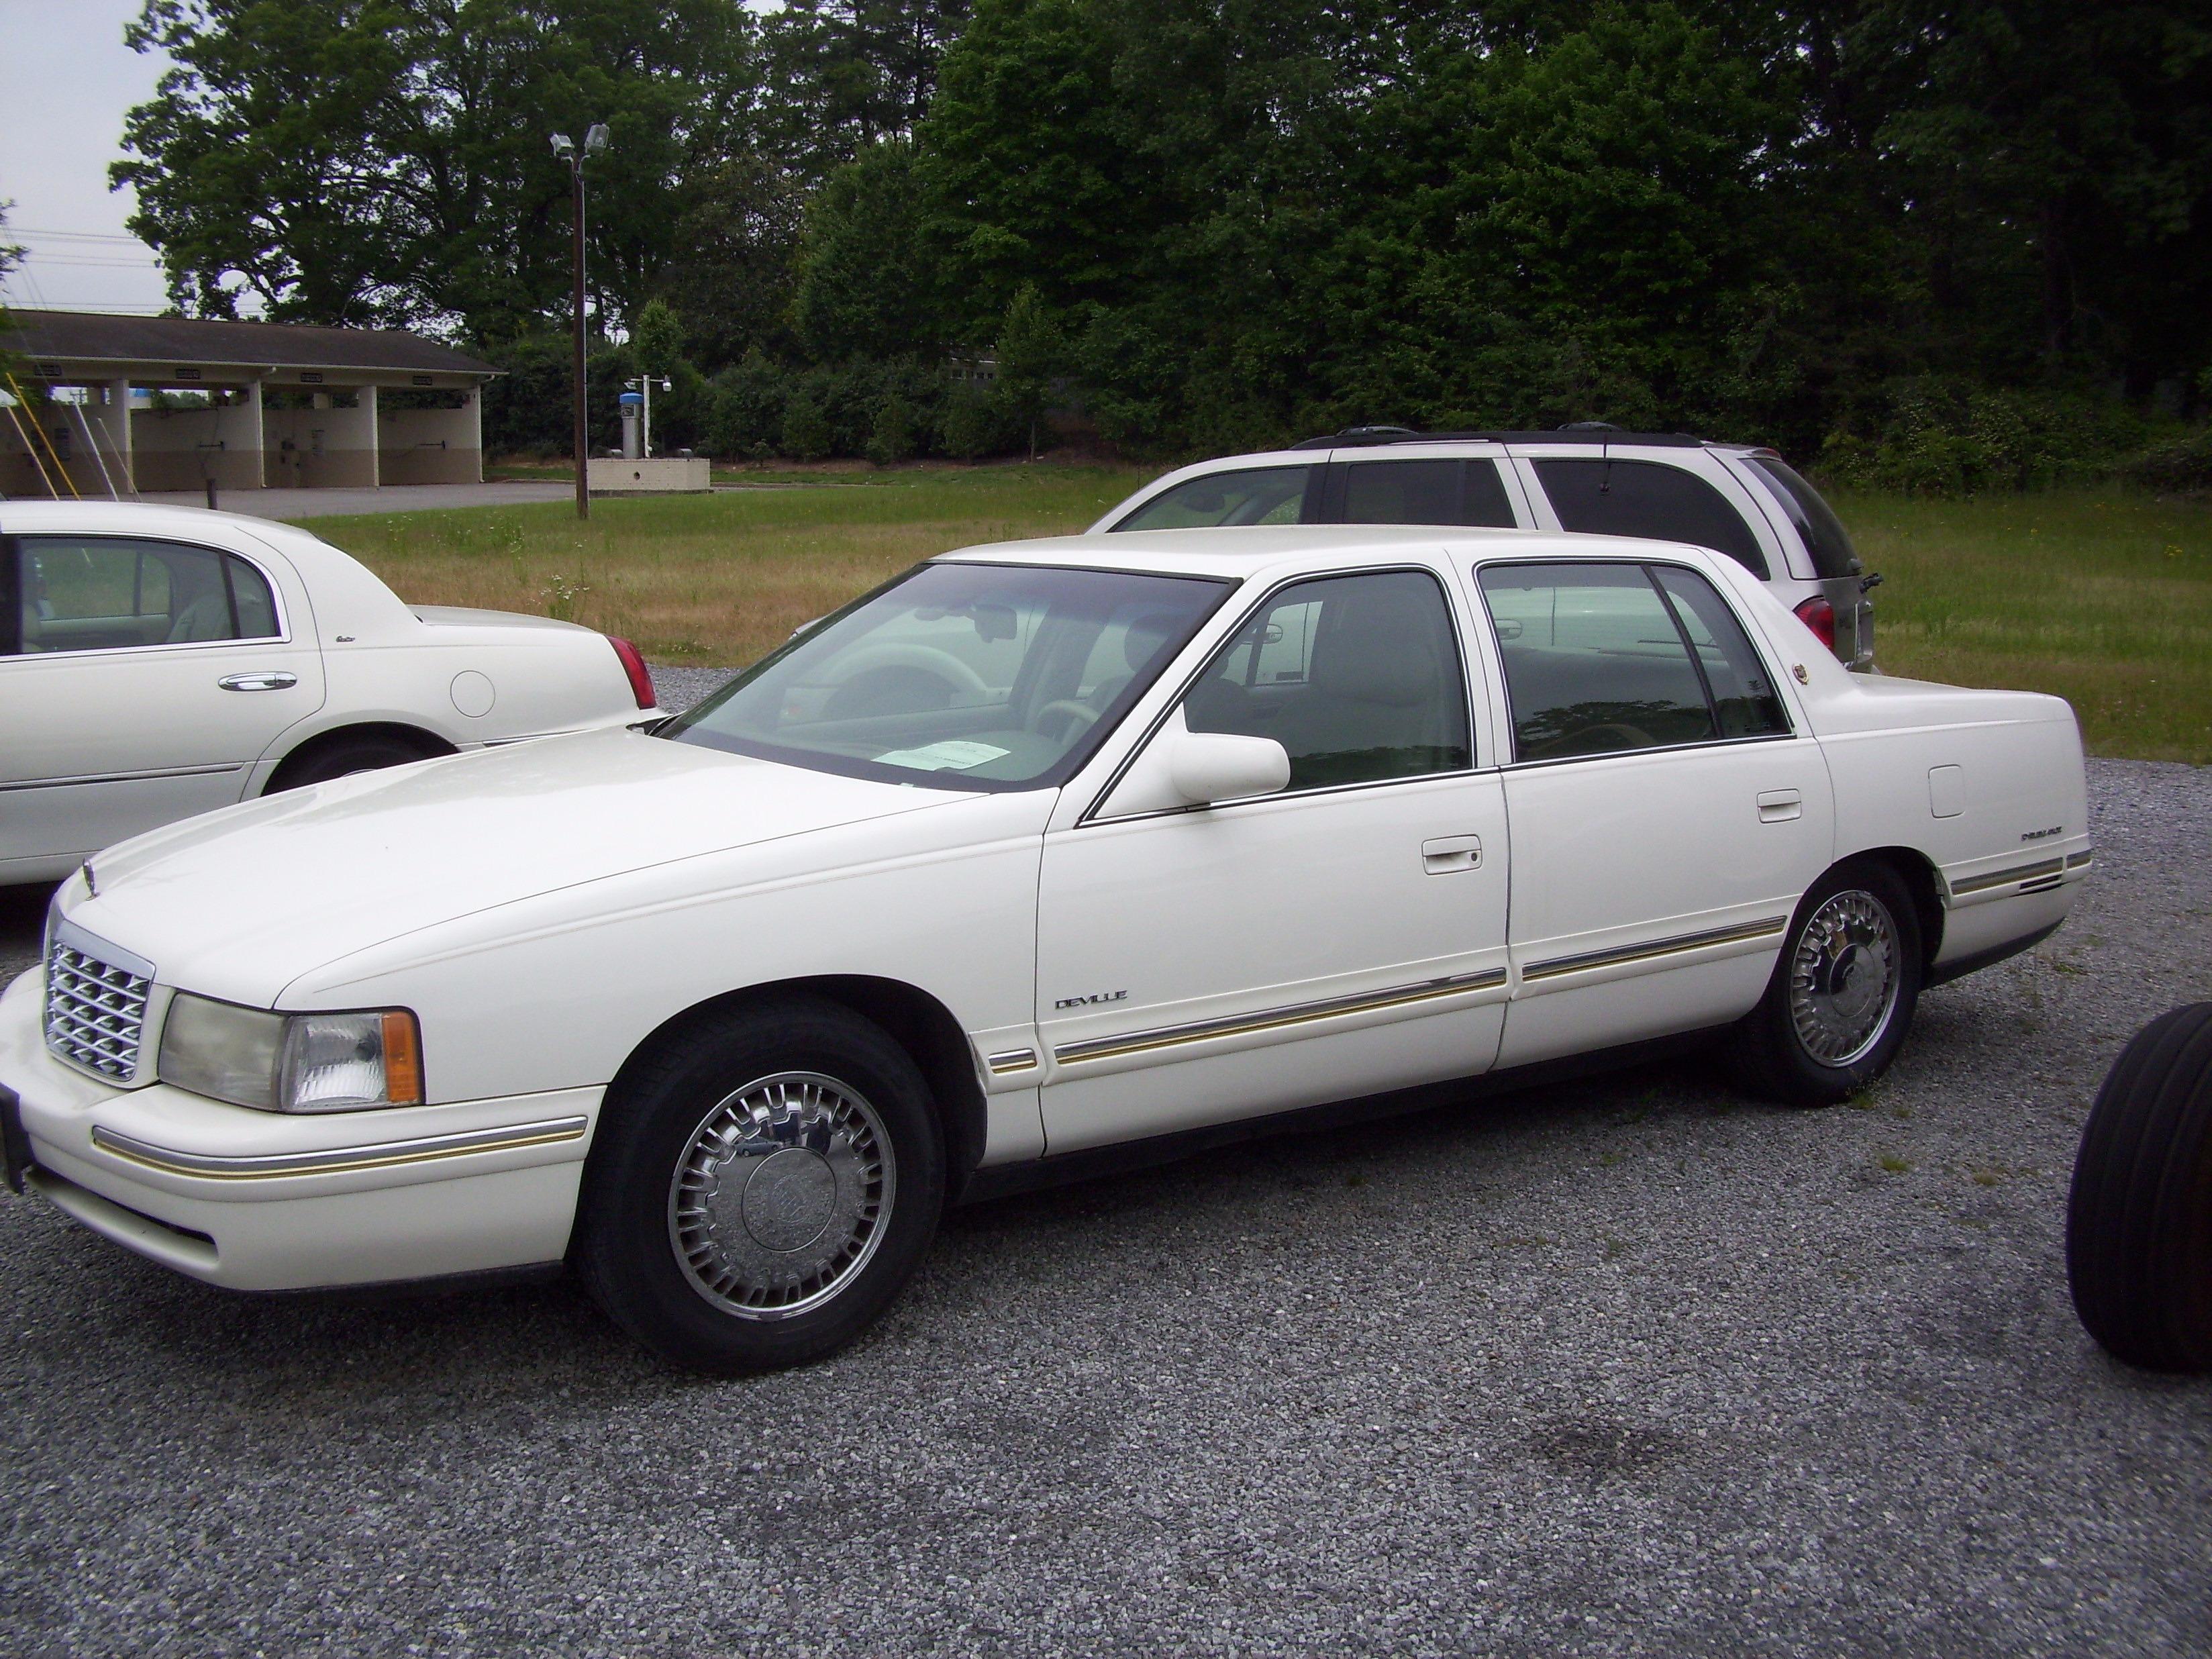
{"left": 0, "top": 970, "right": 599, "bottom": 1293}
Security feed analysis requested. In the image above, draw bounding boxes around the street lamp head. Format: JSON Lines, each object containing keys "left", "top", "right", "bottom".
{"left": 583, "top": 123, "right": 610, "bottom": 156}
{"left": 549, "top": 132, "right": 574, "bottom": 158}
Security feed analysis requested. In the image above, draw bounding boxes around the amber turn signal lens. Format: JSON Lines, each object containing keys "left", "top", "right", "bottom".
{"left": 380, "top": 1011, "right": 424, "bottom": 1106}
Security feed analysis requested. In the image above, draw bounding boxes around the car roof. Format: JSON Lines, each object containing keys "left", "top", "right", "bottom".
{"left": 936, "top": 523, "right": 1731, "bottom": 581}
{"left": 0, "top": 497, "right": 331, "bottom": 556}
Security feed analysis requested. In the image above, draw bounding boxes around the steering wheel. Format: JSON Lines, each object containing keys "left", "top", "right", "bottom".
{"left": 1032, "top": 699, "right": 1103, "bottom": 744}
{"left": 1529, "top": 721, "right": 1656, "bottom": 760}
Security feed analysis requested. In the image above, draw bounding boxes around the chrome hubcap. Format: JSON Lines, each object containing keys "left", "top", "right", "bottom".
{"left": 1789, "top": 890, "right": 1901, "bottom": 1067}
{"left": 667, "top": 1072, "right": 894, "bottom": 1320}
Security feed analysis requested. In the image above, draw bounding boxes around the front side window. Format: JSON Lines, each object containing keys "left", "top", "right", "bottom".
{"left": 1533, "top": 458, "right": 1769, "bottom": 579}
{"left": 1113, "top": 466, "right": 1312, "bottom": 532}
{"left": 1182, "top": 568, "right": 1472, "bottom": 790}
{"left": 664, "top": 562, "right": 1228, "bottom": 789}
{"left": 12, "top": 536, "right": 279, "bottom": 654}
{"left": 1338, "top": 458, "right": 1517, "bottom": 528}
{"left": 1479, "top": 560, "right": 1789, "bottom": 762}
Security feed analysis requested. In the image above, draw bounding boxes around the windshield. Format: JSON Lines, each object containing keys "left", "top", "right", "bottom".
{"left": 662, "top": 561, "right": 1231, "bottom": 789}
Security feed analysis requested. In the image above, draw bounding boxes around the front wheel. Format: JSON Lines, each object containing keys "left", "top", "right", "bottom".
{"left": 575, "top": 996, "right": 944, "bottom": 1374}
{"left": 1725, "top": 858, "right": 1922, "bottom": 1107}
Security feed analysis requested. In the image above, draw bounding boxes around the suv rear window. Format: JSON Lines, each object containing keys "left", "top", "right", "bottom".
{"left": 1532, "top": 458, "right": 1768, "bottom": 580}
{"left": 1744, "top": 456, "right": 1860, "bottom": 579}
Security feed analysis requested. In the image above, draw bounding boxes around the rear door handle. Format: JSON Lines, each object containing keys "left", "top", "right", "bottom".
{"left": 1757, "top": 789, "right": 1803, "bottom": 823}
{"left": 1422, "top": 834, "right": 1483, "bottom": 873}
{"left": 217, "top": 672, "right": 298, "bottom": 692}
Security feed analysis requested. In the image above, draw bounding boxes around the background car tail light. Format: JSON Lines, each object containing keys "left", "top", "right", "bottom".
{"left": 609, "top": 636, "right": 656, "bottom": 709}
{"left": 1793, "top": 597, "right": 1837, "bottom": 652}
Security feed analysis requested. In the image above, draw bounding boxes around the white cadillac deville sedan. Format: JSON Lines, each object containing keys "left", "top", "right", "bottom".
{"left": 0, "top": 526, "right": 2091, "bottom": 1373}
{"left": 1, "top": 500, "right": 662, "bottom": 886}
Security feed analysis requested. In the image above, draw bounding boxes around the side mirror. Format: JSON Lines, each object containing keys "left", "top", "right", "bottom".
{"left": 1097, "top": 711, "right": 1291, "bottom": 817}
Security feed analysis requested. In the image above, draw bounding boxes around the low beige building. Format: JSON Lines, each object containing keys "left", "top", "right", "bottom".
{"left": 1, "top": 311, "right": 501, "bottom": 498}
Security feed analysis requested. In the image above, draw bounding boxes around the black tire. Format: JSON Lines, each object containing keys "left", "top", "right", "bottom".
{"left": 574, "top": 995, "right": 944, "bottom": 1374}
{"left": 268, "top": 732, "right": 436, "bottom": 791}
{"left": 2066, "top": 1003, "right": 2212, "bottom": 1373}
{"left": 1725, "top": 858, "right": 1923, "bottom": 1107}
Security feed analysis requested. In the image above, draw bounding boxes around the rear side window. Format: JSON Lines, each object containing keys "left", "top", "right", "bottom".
{"left": 1478, "top": 560, "right": 1792, "bottom": 762}
{"left": 1534, "top": 458, "right": 1768, "bottom": 579}
{"left": 1745, "top": 456, "right": 1860, "bottom": 579}
{"left": 1114, "top": 466, "right": 1313, "bottom": 532}
{"left": 14, "top": 536, "right": 280, "bottom": 654}
{"left": 1338, "top": 458, "right": 1517, "bottom": 527}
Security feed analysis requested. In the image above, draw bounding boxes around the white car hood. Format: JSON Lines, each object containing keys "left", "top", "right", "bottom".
{"left": 62, "top": 727, "right": 972, "bottom": 1007}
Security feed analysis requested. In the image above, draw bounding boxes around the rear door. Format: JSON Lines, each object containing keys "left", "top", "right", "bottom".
{"left": 1, "top": 532, "right": 325, "bottom": 874}
{"left": 1471, "top": 556, "right": 1833, "bottom": 1068}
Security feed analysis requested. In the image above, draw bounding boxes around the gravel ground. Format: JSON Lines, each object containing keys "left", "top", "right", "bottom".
{"left": 1, "top": 727, "right": 2206, "bottom": 1656}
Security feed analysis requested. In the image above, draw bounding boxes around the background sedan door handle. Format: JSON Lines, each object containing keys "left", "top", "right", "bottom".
{"left": 1422, "top": 834, "right": 1484, "bottom": 873}
{"left": 217, "top": 672, "right": 299, "bottom": 692}
{"left": 1757, "top": 789, "right": 1803, "bottom": 823}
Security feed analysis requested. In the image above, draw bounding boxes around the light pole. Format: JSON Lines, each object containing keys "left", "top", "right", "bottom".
{"left": 550, "top": 122, "right": 609, "bottom": 520}
{"left": 626, "top": 374, "right": 672, "bottom": 457}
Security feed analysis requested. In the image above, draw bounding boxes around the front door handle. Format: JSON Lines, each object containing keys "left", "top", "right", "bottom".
{"left": 1422, "top": 834, "right": 1483, "bottom": 873}
{"left": 217, "top": 672, "right": 298, "bottom": 692}
{"left": 1757, "top": 789, "right": 1803, "bottom": 823}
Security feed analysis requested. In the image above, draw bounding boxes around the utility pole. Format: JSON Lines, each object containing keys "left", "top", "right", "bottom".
{"left": 550, "top": 123, "right": 609, "bottom": 520}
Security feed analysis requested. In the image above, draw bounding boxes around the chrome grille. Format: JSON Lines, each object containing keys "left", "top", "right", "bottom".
{"left": 44, "top": 934, "right": 154, "bottom": 1084}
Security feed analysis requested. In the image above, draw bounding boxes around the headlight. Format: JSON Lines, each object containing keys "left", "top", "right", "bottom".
{"left": 158, "top": 995, "right": 424, "bottom": 1113}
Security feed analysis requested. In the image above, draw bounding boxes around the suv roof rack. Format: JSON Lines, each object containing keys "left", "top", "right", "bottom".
{"left": 1288, "top": 427, "right": 1709, "bottom": 451}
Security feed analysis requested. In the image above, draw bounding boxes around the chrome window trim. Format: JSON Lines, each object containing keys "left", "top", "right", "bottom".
{"left": 1077, "top": 561, "right": 1488, "bottom": 826}
{"left": 89, "top": 1116, "right": 590, "bottom": 1181}
{"left": 7, "top": 532, "right": 295, "bottom": 659}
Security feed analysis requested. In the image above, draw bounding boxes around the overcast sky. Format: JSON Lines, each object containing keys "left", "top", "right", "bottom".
{"left": 0, "top": 0, "right": 174, "bottom": 315}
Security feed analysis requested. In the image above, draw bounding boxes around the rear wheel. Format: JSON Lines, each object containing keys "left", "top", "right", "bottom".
{"left": 576, "top": 995, "right": 944, "bottom": 1374}
{"left": 268, "top": 731, "right": 437, "bottom": 791}
{"left": 1726, "top": 858, "right": 1921, "bottom": 1106}
{"left": 2066, "top": 1003, "right": 2212, "bottom": 1373}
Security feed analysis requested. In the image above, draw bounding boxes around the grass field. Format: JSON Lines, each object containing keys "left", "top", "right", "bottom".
{"left": 309, "top": 464, "right": 1142, "bottom": 668}
{"left": 304, "top": 469, "right": 2211, "bottom": 764}
{"left": 1836, "top": 489, "right": 2212, "bottom": 764}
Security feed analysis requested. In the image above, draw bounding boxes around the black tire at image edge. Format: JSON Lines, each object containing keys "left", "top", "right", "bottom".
{"left": 2066, "top": 1001, "right": 2212, "bottom": 1374}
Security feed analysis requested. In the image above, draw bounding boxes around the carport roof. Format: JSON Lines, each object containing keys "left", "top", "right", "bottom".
{"left": 1, "top": 310, "right": 501, "bottom": 378}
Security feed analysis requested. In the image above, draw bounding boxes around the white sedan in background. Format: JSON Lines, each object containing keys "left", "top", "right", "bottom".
{"left": 0, "top": 526, "right": 2090, "bottom": 1374}
{"left": 1, "top": 501, "right": 662, "bottom": 886}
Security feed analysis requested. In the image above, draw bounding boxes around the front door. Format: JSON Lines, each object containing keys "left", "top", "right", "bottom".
{"left": 1472, "top": 557, "right": 1833, "bottom": 1067}
{"left": 1, "top": 533, "right": 326, "bottom": 876}
{"left": 1035, "top": 566, "right": 1512, "bottom": 1153}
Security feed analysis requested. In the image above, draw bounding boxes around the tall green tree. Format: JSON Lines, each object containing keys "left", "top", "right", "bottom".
{"left": 113, "top": 0, "right": 759, "bottom": 341}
